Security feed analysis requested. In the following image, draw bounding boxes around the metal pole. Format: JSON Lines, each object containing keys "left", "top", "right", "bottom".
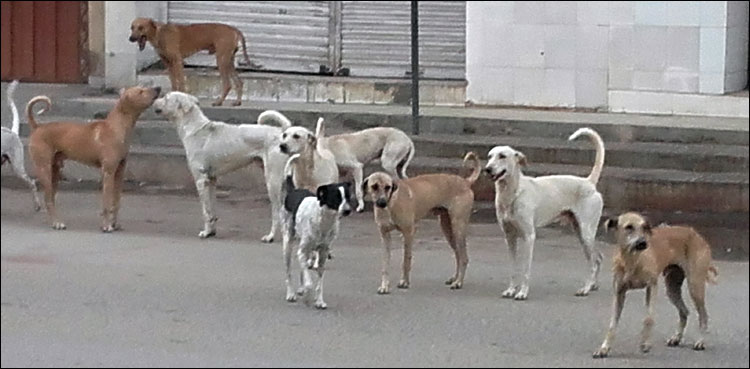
{"left": 410, "top": 0, "right": 419, "bottom": 135}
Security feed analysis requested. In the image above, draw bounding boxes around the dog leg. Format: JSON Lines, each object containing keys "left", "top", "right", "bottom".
{"left": 109, "top": 160, "right": 126, "bottom": 231}
{"left": 282, "top": 223, "right": 296, "bottom": 302}
{"left": 262, "top": 155, "right": 285, "bottom": 243}
{"left": 665, "top": 266, "right": 689, "bottom": 347}
{"left": 352, "top": 163, "right": 366, "bottom": 213}
{"left": 194, "top": 175, "right": 217, "bottom": 238}
{"left": 501, "top": 229, "right": 520, "bottom": 298}
{"left": 212, "top": 54, "right": 233, "bottom": 106}
{"left": 574, "top": 197, "right": 603, "bottom": 296}
{"left": 378, "top": 229, "right": 393, "bottom": 294}
{"left": 100, "top": 165, "right": 119, "bottom": 232}
{"left": 297, "top": 245, "right": 315, "bottom": 305}
{"left": 513, "top": 231, "right": 536, "bottom": 300}
{"left": 640, "top": 286, "right": 656, "bottom": 353}
{"left": 398, "top": 227, "right": 414, "bottom": 289}
{"left": 688, "top": 276, "right": 709, "bottom": 350}
{"left": 8, "top": 146, "right": 43, "bottom": 211}
{"left": 314, "top": 249, "right": 328, "bottom": 309}
{"left": 593, "top": 285, "right": 627, "bottom": 358}
{"left": 439, "top": 212, "right": 458, "bottom": 286}
{"left": 35, "top": 158, "right": 65, "bottom": 230}
{"left": 447, "top": 207, "right": 471, "bottom": 289}
{"left": 230, "top": 62, "right": 244, "bottom": 106}
{"left": 174, "top": 59, "right": 186, "bottom": 92}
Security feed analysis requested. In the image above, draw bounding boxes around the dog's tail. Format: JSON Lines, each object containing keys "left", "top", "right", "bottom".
{"left": 397, "top": 140, "right": 415, "bottom": 179}
{"left": 569, "top": 128, "right": 605, "bottom": 185}
{"left": 283, "top": 153, "right": 301, "bottom": 194}
{"left": 25, "top": 95, "right": 52, "bottom": 131}
{"left": 707, "top": 265, "right": 719, "bottom": 285}
{"left": 463, "top": 152, "right": 481, "bottom": 184}
{"left": 7, "top": 80, "right": 20, "bottom": 134}
{"left": 257, "top": 110, "right": 292, "bottom": 130}
{"left": 237, "top": 32, "right": 262, "bottom": 69}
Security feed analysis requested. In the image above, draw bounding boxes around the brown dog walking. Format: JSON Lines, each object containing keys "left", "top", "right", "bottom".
{"left": 26, "top": 86, "right": 160, "bottom": 232}
{"left": 129, "top": 18, "right": 260, "bottom": 106}
{"left": 593, "top": 212, "right": 718, "bottom": 358}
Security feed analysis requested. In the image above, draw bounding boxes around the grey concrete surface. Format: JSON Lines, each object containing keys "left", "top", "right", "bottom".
{"left": 2, "top": 188, "right": 748, "bottom": 367}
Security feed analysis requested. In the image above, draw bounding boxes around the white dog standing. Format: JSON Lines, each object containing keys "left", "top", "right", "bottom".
{"left": 1, "top": 80, "right": 43, "bottom": 211}
{"left": 281, "top": 153, "right": 353, "bottom": 309}
{"left": 278, "top": 117, "right": 339, "bottom": 192}
{"left": 153, "top": 91, "right": 290, "bottom": 240}
{"left": 322, "top": 127, "right": 414, "bottom": 212}
{"left": 484, "top": 128, "right": 605, "bottom": 300}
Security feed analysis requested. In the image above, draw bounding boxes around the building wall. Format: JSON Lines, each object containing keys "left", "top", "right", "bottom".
{"left": 466, "top": 1, "right": 749, "bottom": 108}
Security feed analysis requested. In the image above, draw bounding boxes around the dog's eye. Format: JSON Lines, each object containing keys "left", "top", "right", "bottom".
{"left": 138, "top": 26, "right": 143, "bottom": 31}
{"left": 625, "top": 224, "right": 634, "bottom": 231}
{"left": 282, "top": 133, "right": 287, "bottom": 139}
{"left": 384, "top": 185, "right": 391, "bottom": 191}
{"left": 293, "top": 134, "right": 300, "bottom": 139}
{"left": 372, "top": 184, "right": 379, "bottom": 191}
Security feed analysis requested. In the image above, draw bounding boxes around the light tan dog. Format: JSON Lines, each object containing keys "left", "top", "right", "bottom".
{"left": 593, "top": 212, "right": 718, "bottom": 358}
{"left": 363, "top": 153, "right": 480, "bottom": 294}
{"left": 26, "top": 86, "right": 161, "bottom": 231}
{"left": 129, "top": 18, "right": 261, "bottom": 106}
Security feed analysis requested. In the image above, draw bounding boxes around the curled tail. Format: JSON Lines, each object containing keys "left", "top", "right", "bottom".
{"left": 283, "top": 153, "right": 301, "bottom": 194}
{"left": 25, "top": 95, "right": 52, "bottom": 131}
{"left": 707, "top": 265, "right": 719, "bottom": 285}
{"left": 397, "top": 140, "right": 415, "bottom": 179}
{"left": 7, "top": 80, "right": 20, "bottom": 134}
{"left": 568, "top": 128, "right": 605, "bottom": 185}
{"left": 257, "top": 110, "right": 292, "bottom": 130}
{"left": 463, "top": 152, "right": 480, "bottom": 184}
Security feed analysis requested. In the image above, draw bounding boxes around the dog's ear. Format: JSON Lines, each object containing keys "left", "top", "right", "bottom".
{"left": 642, "top": 218, "right": 653, "bottom": 235}
{"left": 148, "top": 18, "right": 156, "bottom": 31}
{"left": 361, "top": 178, "right": 369, "bottom": 194}
{"left": 177, "top": 95, "right": 195, "bottom": 114}
{"left": 316, "top": 185, "right": 327, "bottom": 204}
{"left": 604, "top": 217, "right": 618, "bottom": 231}
{"left": 515, "top": 151, "right": 528, "bottom": 167}
{"left": 119, "top": 88, "right": 126, "bottom": 97}
{"left": 391, "top": 181, "right": 398, "bottom": 193}
{"left": 308, "top": 133, "right": 317, "bottom": 147}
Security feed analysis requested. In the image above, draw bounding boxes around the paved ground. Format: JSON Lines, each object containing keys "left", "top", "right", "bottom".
{"left": 2, "top": 188, "right": 748, "bottom": 367}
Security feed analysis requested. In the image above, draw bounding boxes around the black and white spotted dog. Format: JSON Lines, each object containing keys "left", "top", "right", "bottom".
{"left": 281, "top": 154, "right": 353, "bottom": 309}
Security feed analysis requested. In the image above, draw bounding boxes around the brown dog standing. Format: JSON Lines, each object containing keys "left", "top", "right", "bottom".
{"left": 129, "top": 17, "right": 260, "bottom": 106}
{"left": 593, "top": 212, "right": 718, "bottom": 358}
{"left": 26, "top": 86, "right": 160, "bottom": 232}
{"left": 363, "top": 152, "right": 480, "bottom": 294}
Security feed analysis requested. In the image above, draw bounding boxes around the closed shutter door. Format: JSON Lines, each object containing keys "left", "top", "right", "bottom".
{"left": 340, "top": 1, "right": 465, "bottom": 79}
{"left": 167, "top": 1, "right": 331, "bottom": 73}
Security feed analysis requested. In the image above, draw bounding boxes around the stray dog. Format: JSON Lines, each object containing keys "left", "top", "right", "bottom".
{"left": 363, "top": 152, "right": 480, "bottom": 294}
{"left": 129, "top": 17, "right": 262, "bottom": 106}
{"left": 323, "top": 127, "right": 415, "bottom": 212}
{"left": 593, "top": 212, "right": 718, "bottom": 358}
{"left": 26, "top": 86, "right": 160, "bottom": 231}
{"left": 153, "top": 91, "right": 291, "bottom": 240}
{"left": 281, "top": 154, "right": 352, "bottom": 309}
{"left": 2, "top": 80, "right": 43, "bottom": 211}
{"left": 485, "top": 128, "right": 605, "bottom": 300}
{"left": 278, "top": 117, "right": 339, "bottom": 192}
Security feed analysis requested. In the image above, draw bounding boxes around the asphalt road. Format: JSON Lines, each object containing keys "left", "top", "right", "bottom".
{"left": 2, "top": 188, "right": 748, "bottom": 367}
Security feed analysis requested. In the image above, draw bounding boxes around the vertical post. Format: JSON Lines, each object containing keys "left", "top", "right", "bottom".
{"left": 410, "top": 0, "right": 419, "bottom": 135}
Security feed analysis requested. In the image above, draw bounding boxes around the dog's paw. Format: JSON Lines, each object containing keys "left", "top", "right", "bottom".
{"left": 33, "top": 204, "right": 42, "bottom": 212}
{"left": 377, "top": 286, "right": 390, "bottom": 295}
{"left": 693, "top": 340, "right": 705, "bottom": 351}
{"left": 356, "top": 204, "right": 365, "bottom": 213}
{"left": 575, "top": 288, "right": 590, "bottom": 297}
{"left": 211, "top": 101, "right": 223, "bottom": 107}
{"left": 199, "top": 230, "right": 216, "bottom": 239}
{"left": 397, "top": 280, "right": 409, "bottom": 289}
{"left": 501, "top": 287, "right": 517, "bottom": 298}
{"left": 231, "top": 100, "right": 242, "bottom": 107}
{"left": 52, "top": 222, "right": 67, "bottom": 230}
{"left": 315, "top": 301, "right": 327, "bottom": 310}
{"left": 445, "top": 277, "right": 456, "bottom": 285}
{"left": 448, "top": 281, "right": 463, "bottom": 290}
{"left": 592, "top": 347, "right": 610, "bottom": 359}
{"left": 640, "top": 343, "right": 652, "bottom": 353}
{"left": 286, "top": 294, "right": 297, "bottom": 303}
{"left": 513, "top": 291, "right": 528, "bottom": 301}
{"left": 261, "top": 234, "right": 275, "bottom": 243}
{"left": 666, "top": 335, "right": 682, "bottom": 347}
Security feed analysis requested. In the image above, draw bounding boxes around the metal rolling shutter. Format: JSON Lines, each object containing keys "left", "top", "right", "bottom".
{"left": 340, "top": 1, "right": 465, "bottom": 79}
{"left": 167, "top": 1, "right": 331, "bottom": 73}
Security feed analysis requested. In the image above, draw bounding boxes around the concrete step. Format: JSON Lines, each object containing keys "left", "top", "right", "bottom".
{"left": 16, "top": 117, "right": 749, "bottom": 174}
{"left": 4, "top": 142, "right": 746, "bottom": 214}
{"left": 36, "top": 96, "right": 749, "bottom": 145}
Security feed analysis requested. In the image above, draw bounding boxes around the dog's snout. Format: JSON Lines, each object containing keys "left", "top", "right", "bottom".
{"left": 484, "top": 167, "right": 493, "bottom": 174}
{"left": 154, "top": 108, "right": 163, "bottom": 114}
{"left": 375, "top": 198, "right": 387, "bottom": 208}
{"left": 634, "top": 238, "right": 648, "bottom": 250}
{"left": 342, "top": 209, "right": 352, "bottom": 216}
{"left": 279, "top": 144, "right": 289, "bottom": 154}
{"left": 129, "top": 36, "right": 137, "bottom": 42}
{"left": 154, "top": 86, "right": 162, "bottom": 95}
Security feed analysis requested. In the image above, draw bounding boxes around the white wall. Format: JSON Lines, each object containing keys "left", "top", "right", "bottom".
{"left": 466, "top": 1, "right": 749, "bottom": 108}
